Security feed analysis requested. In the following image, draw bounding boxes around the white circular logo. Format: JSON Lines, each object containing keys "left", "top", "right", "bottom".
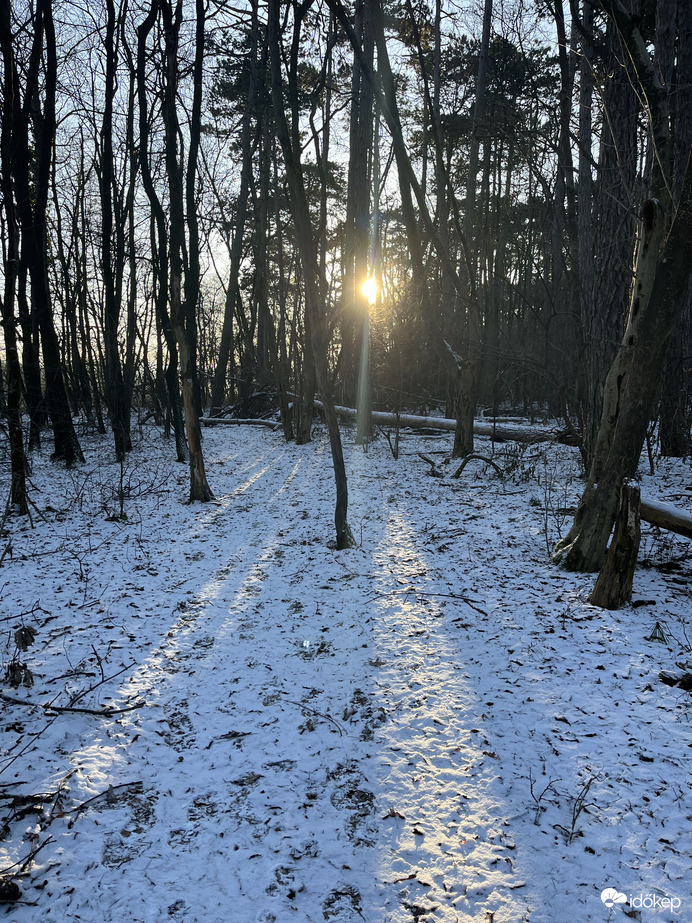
{"left": 601, "top": 888, "right": 627, "bottom": 907}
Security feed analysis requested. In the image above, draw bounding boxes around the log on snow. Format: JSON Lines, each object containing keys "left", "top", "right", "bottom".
{"left": 200, "top": 417, "right": 281, "bottom": 429}
{"left": 640, "top": 498, "right": 692, "bottom": 539}
{"left": 312, "top": 400, "right": 558, "bottom": 443}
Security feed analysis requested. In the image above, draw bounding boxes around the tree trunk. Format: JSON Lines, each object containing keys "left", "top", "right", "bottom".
{"left": 555, "top": 0, "right": 692, "bottom": 571}
{"left": 269, "top": 0, "right": 353, "bottom": 548}
{"left": 555, "top": 183, "right": 692, "bottom": 571}
{"left": 589, "top": 479, "right": 641, "bottom": 609}
{"left": 342, "top": 0, "right": 374, "bottom": 414}
{"left": 0, "top": 0, "right": 28, "bottom": 512}
{"left": 101, "top": 0, "right": 132, "bottom": 461}
{"left": 12, "top": 0, "right": 83, "bottom": 465}
{"left": 582, "top": 11, "right": 639, "bottom": 465}
{"left": 160, "top": 0, "right": 214, "bottom": 502}
{"left": 659, "top": 0, "right": 692, "bottom": 456}
{"left": 452, "top": 0, "right": 492, "bottom": 458}
{"left": 209, "top": 1, "right": 261, "bottom": 415}
{"left": 659, "top": 283, "right": 692, "bottom": 456}
{"left": 137, "top": 1, "right": 187, "bottom": 463}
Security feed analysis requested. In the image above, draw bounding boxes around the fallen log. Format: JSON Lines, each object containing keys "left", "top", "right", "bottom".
{"left": 640, "top": 498, "right": 692, "bottom": 539}
{"left": 200, "top": 417, "right": 281, "bottom": 430}
{"left": 312, "top": 399, "right": 559, "bottom": 443}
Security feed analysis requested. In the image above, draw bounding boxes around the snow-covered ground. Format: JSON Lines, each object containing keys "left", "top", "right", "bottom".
{"left": 0, "top": 421, "right": 690, "bottom": 922}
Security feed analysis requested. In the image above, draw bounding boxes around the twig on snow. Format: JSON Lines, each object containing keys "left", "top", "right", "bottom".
{"left": 370, "top": 587, "right": 489, "bottom": 617}
{"left": 452, "top": 454, "right": 504, "bottom": 478}
{"left": 0, "top": 835, "right": 54, "bottom": 878}
{"left": 0, "top": 693, "right": 144, "bottom": 717}
{"left": 283, "top": 697, "right": 345, "bottom": 736}
{"left": 67, "top": 781, "right": 145, "bottom": 821}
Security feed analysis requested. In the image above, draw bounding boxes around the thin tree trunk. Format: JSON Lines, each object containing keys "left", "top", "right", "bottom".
{"left": 11, "top": 0, "right": 83, "bottom": 464}
{"left": 159, "top": 0, "right": 214, "bottom": 501}
{"left": 210, "top": 0, "right": 261, "bottom": 415}
{"left": 0, "top": 0, "right": 28, "bottom": 511}
{"left": 101, "top": 0, "right": 132, "bottom": 460}
{"left": 136, "top": 1, "right": 187, "bottom": 462}
{"left": 453, "top": 0, "right": 492, "bottom": 457}
{"left": 269, "top": 0, "right": 353, "bottom": 548}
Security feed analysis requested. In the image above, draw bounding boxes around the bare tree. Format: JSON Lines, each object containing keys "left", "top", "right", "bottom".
{"left": 555, "top": 0, "right": 692, "bottom": 571}
{"left": 268, "top": 0, "right": 354, "bottom": 548}
{"left": 138, "top": 0, "right": 214, "bottom": 501}
{"left": 4, "top": 0, "right": 84, "bottom": 465}
{"left": 100, "top": 0, "right": 133, "bottom": 460}
{"left": 0, "top": 0, "right": 28, "bottom": 512}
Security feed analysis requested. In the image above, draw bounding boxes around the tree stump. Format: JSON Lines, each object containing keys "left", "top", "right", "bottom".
{"left": 589, "top": 479, "right": 641, "bottom": 609}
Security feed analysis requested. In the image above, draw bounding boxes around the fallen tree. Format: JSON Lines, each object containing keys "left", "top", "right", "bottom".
{"left": 314, "top": 400, "right": 563, "bottom": 444}
{"left": 639, "top": 498, "right": 692, "bottom": 539}
{"left": 200, "top": 417, "right": 281, "bottom": 430}
{"left": 202, "top": 400, "right": 565, "bottom": 442}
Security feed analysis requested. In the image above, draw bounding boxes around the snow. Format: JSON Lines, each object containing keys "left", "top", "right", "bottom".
{"left": 0, "top": 422, "right": 690, "bottom": 922}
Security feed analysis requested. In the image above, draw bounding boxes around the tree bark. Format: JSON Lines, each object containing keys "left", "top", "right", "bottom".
{"left": 555, "top": 181, "right": 692, "bottom": 571}
{"left": 589, "top": 479, "right": 641, "bottom": 609}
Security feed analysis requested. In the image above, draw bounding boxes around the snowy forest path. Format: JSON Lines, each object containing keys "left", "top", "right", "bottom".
{"left": 82, "top": 431, "right": 536, "bottom": 921}
{"left": 1, "top": 427, "right": 689, "bottom": 923}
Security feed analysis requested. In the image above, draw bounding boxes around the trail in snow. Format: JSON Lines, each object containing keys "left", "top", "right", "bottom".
{"left": 0, "top": 424, "right": 689, "bottom": 922}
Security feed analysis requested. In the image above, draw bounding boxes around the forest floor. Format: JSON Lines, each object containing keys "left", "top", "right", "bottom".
{"left": 0, "top": 420, "right": 690, "bottom": 923}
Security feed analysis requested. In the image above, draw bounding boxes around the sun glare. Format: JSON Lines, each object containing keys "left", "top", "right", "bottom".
{"left": 361, "top": 275, "right": 377, "bottom": 305}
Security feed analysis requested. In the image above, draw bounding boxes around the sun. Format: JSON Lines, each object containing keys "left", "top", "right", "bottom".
{"left": 361, "top": 275, "right": 377, "bottom": 305}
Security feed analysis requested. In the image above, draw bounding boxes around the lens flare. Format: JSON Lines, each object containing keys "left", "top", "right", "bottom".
{"left": 361, "top": 275, "right": 377, "bottom": 305}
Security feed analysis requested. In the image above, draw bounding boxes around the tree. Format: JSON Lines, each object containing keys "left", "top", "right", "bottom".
{"left": 268, "top": 0, "right": 354, "bottom": 548}
{"left": 100, "top": 0, "right": 133, "bottom": 460}
{"left": 579, "top": 2, "right": 639, "bottom": 465}
{"left": 4, "top": 0, "right": 84, "bottom": 465}
{"left": 554, "top": 0, "right": 692, "bottom": 571}
{"left": 0, "top": 0, "right": 28, "bottom": 512}
{"left": 209, "top": 0, "right": 262, "bottom": 416}
{"left": 137, "top": 0, "right": 214, "bottom": 501}
{"left": 341, "top": 0, "right": 374, "bottom": 433}
{"left": 158, "top": 0, "right": 214, "bottom": 500}
{"left": 137, "top": 1, "right": 187, "bottom": 463}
